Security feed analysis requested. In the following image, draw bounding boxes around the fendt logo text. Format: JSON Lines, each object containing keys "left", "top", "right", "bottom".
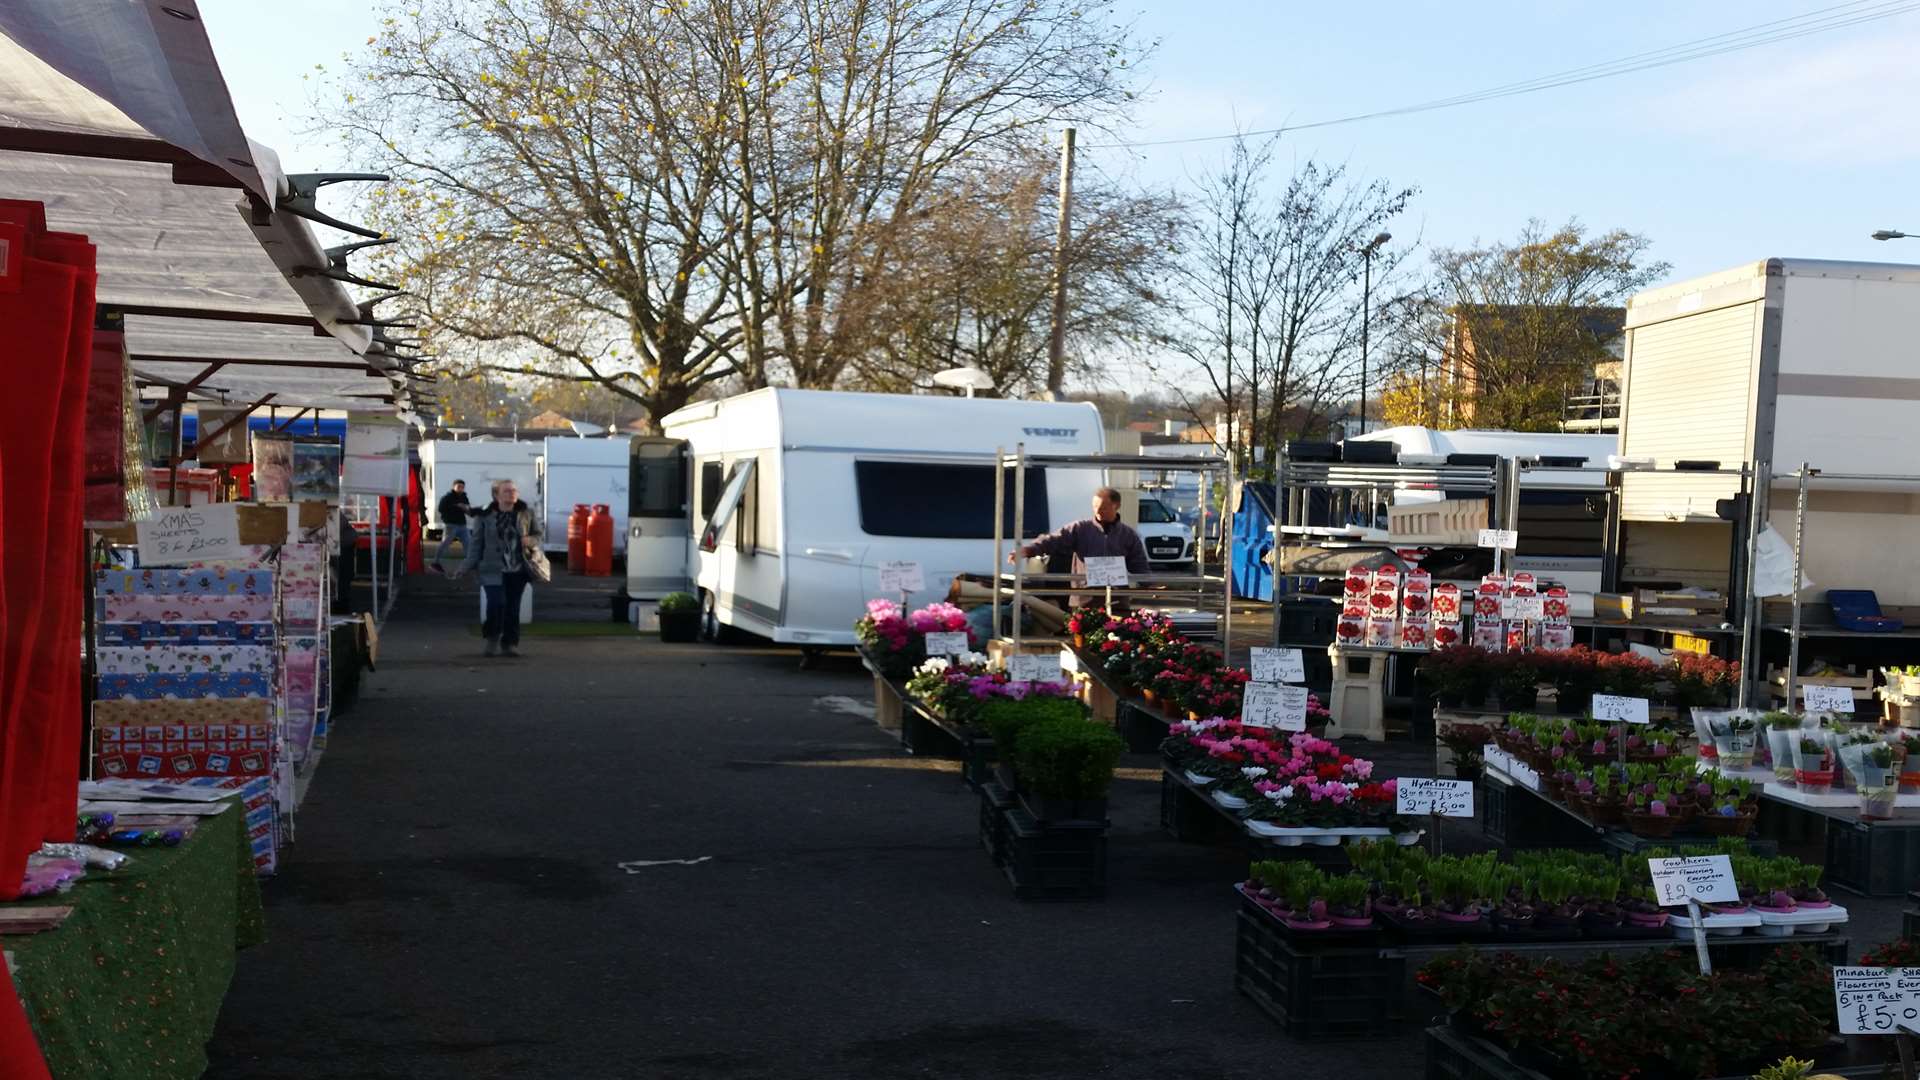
{"left": 1022, "top": 427, "right": 1078, "bottom": 438}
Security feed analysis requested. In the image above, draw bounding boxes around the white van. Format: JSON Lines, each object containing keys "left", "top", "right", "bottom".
{"left": 419, "top": 437, "right": 545, "bottom": 533}
{"left": 624, "top": 388, "right": 1106, "bottom": 645}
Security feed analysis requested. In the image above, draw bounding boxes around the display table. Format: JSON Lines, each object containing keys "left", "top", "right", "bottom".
{"left": 7, "top": 803, "right": 264, "bottom": 1080}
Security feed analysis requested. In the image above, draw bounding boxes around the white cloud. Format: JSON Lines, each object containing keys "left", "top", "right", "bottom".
{"left": 1646, "top": 28, "right": 1920, "bottom": 164}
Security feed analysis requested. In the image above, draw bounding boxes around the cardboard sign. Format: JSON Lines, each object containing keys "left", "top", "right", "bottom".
{"left": 1249, "top": 647, "right": 1305, "bottom": 685}
{"left": 1803, "top": 684, "right": 1857, "bottom": 712}
{"left": 1396, "top": 778, "right": 1475, "bottom": 817}
{"left": 1084, "top": 556, "right": 1129, "bottom": 587}
{"left": 1477, "top": 528, "right": 1518, "bottom": 550}
{"left": 1592, "top": 694, "right": 1651, "bottom": 724}
{"left": 1242, "top": 683, "right": 1308, "bottom": 731}
{"left": 923, "top": 632, "right": 968, "bottom": 657}
{"left": 1647, "top": 854, "right": 1739, "bottom": 906}
{"left": 136, "top": 504, "right": 244, "bottom": 566}
{"left": 1504, "top": 595, "right": 1545, "bottom": 621}
{"left": 878, "top": 560, "right": 925, "bottom": 593}
{"left": 1007, "top": 654, "right": 1059, "bottom": 683}
{"left": 1834, "top": 967, "right": 1920, "bottom": 1035}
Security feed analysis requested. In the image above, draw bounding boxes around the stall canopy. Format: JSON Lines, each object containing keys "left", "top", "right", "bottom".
{"left": 0, "top": 6, "right": 438, "bottom": 420}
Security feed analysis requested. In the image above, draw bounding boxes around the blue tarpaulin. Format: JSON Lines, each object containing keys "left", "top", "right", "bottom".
{"left": 1231, "top": 481, "right": 1275, "bottom": 602}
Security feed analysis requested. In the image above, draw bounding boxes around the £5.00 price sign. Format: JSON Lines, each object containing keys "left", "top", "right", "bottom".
{"left": 1396, "top": 777, "right": 1474, "bottom": 818}
{"left": 1241, "top": 683, "right": 1308, "bottom": 731}
{"left": 1834, "top": 967, "right": 1920, "bottom": 1035}
{"left": 1248, "top": 646, "right": 1305, "bottom": 685}
{"left": 1802, "top": 684, "right": 1857, "bottom": 713}
{"left": 1646, "top": 854, "right": 1739, "bottom": 907}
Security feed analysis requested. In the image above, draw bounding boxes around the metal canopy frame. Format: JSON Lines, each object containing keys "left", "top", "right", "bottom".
{"left": 991, "top": 444, "right": 1237, "bottom": 655}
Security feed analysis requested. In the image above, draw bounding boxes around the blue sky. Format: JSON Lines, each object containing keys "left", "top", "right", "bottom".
{"left": 199, "top": 0, "right": 1920, "bottom": 291}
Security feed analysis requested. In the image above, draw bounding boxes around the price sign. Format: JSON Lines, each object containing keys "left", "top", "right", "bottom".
{"left": 1084, "top": 556, "right": 1129, "bottom": 587}
{"left": 1249, "top": 647, "right": 1305, "bottom": 684}
{"left": 1646, "top": 854, "right": 1739, "bottom": 906}
{"left": 878, "top": 560, "right": 925, "bottom": 593}
{"left": 1007, "top": 654, "right": 1059, "bottom": 683}
{"left": 1592, "top": 694, "right": 1651, "bottom": 724}
{"left": 1834, "top": 967, "right": 1920, "bottom": 1035}
{"left": 924, "top": 632, "right": 969, "bottom": 657}
{"left": 136, "top": 504, "right": 244, "bottom": 567}
{"left": 1242, "top": 683, "right": 1308, "bottom": 731}
{"left": 1504, "top": 595, "right": 1545, "bottom": 621}
{"left": 1803, "top": 684, "right": 1857, "bottom": 713}
{"left": 1396, "top": 778, "right": 1475, "bottom": 818}
{"left": 1477, "top": 528, "right": 1518, "bottom": 550}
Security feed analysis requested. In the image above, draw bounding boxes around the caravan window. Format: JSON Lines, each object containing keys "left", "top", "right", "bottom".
{"left": 631, "top": 441, "right": 688, "bottom": 519}
{"left": 698, "top": 460, "right": 725, "bottom": 521}
{"left": 854, "top": 461, "right": 1049, "bottom": 539}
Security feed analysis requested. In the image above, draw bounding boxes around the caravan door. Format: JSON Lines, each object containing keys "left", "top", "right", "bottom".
{"left": 626, "top": 437, "right": 690, "bottom": 599}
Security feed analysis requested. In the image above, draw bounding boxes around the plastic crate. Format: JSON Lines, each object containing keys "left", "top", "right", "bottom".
{"left": 958, "top": 733, "right": 995, "bottom": 791}
{"left": 1119, "top": 701, "right": 1170, "bottom": 754}
{"left": 1235, "top": 901, "right": 1403, "bottom": 1039}
{"left": 1907, "top": 892, "right": 1920, "bottom": 940}
{"left": 1825, "top": 816, "right": 1920, "bottom": 897}
{"left": 1002, "top": 807, "right": 1105, "bottom": 901}
{"left": 979, "top": 782, "right": 1014, "bottom": 866}
{"left": 1160, "top": 771, "right": 1208, "bottom": 841}
{"left": 1480, "top": 775, "right": 1602, "bottom": 850}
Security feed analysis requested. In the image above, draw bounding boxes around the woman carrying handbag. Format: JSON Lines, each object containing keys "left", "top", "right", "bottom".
{"left": 452, "top": 479, "right": 547, "bottom": 656}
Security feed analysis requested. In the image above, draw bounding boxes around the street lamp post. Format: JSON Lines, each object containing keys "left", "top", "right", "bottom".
{"left": 1873, "top": 229, "right": 1914, "bottom": 241}
{"left": 1359, "top": 231, "right": 1391, "bottom": 433}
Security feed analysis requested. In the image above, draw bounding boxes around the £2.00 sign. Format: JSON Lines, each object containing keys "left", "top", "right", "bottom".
{"left": 1834, "top": 967, "right": 1920, "bottom": 1035}
{"left": 1646, "top": 854, "right": 1739, "bottom": 907}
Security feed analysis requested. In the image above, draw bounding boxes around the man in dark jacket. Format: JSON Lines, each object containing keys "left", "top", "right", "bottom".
{"left": 1010, "top": 486, "right": 1150, "bottom": 576}
{"left": 432, "top": 479, "right": 470, "bottom": 572}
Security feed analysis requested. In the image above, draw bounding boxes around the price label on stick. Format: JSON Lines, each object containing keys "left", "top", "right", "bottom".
{"left": 1242, "top": 683, "right": 1308, "bottom": 731}
{"left": 1592, "top": 694, "right": 1651, "bottom": 724}
{"left": 1476, "top": 528, "right": 1518, "bottom": 550}
{"left": 1397, "top": 778, "right": 1475, "bottom": 818}
{"left": 877, "top": 560, "right": 924, "bottom": 593}
{"left": 1504, "top": 595, "right": 1545, "bottom": 621}
{"left": 1646, "top": 854, "right": 1739, "bottom": 907}
{"left": 1803, "top": 684, "right": 1857, "bottom": 713}
{"left": 1249, "top": 646, "right": 1306, "bottom": 684}
{"left": 1084, "top": 556, "right": 1129, "bottom": 588}
{"left": 924, "top": 632, "right": 968, "bottom": 657}
{"left": 1834, "top": 967, "right": 1920, "bottom": 1035}
{"left": 1007, "top": 654, "right": 1058, "bottom": 683}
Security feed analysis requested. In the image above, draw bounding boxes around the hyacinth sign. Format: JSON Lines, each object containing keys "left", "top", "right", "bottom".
{"left": 923, "top": 632, "right": 969, "bottom": 657}
{"left": 1248, "top": 647, "right": 1305, "bottom": 685}
{"left": 1243, "top": 683, "right": 1308, "bottom": 731}
{"left": 1834, "top": 967, "right": 1920, "bottom": 1034}
{"left": 1396, "top": 778, "right": 1474, "bottom": 818}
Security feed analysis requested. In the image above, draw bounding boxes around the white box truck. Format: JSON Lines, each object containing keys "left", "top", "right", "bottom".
{"left": 540, "top": 435, "right": 632, "bottom": 557}
{"left": 418, "top": 437, "right": 546, "bottom": 534}
{"left": 623, "top": 388, "right": 1106, "bottom": 645}
{"left": 1619, "top": 258, "right": 1920, "bottom": 602}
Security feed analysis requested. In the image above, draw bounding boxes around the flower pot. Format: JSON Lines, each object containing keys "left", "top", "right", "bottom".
{"left": 658, "top": 610, "right": 700, "bottom": 642}
{"left": 1072, "top": 633, "right": 1086, "bottom": 649}
{"left": 1699, "top": 807, "right": 1757, "bottom": 836}
{"left": 1140, "top": 688, "right": 1157, "bottom": 704}
{"left": 1328, "top": 913, "right": 1374, "bottom": 929}
{"left": 1023, "top": 792, "right": 1108, "bottom": 824}
{"left": 1794, "top": 767, "right": 1835, "bottom": 795}
{"left": 1902, "top": 771, "right": 1920, "bottom": 796}
{"left": 1624, "top": 909, "right": 1669, "bottom": 930}
{"left": 1501, "top": 688, "right": 1540, "bottom": 713}
{"left": 1436, "top": 691, "right": 1464, "bottom": 709}
{"left": 1625, "top": 811, "right": 1681, "bottom": 838}
{"left": 1711, "top": 732, "right": 1757, "bottom": 770}
{"left": 993, "top": 762, "right": 1019, "bottom": 791}
{"left": 1861, "top": 785, "right": 1899, "bottom": 820}
{"left": 1282, "top": 916, "right": 1332, "bottom": 931}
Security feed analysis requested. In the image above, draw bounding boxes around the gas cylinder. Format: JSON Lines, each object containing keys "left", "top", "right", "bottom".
{"left": 585, "top": 503, "right": 614, "bottom": 577}
{"left": 567, "top": 503, "right": 591, "bottom": 569}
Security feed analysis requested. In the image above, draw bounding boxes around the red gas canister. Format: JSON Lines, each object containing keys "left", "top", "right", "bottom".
{"left": 567, "top": 503, "right": 591, "bottom": 569}
{"left": 585, "top": 503, "right": 614, "bottom": 577}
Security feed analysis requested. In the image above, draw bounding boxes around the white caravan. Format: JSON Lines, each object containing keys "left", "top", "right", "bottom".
{"left": 418, "top": 438, "right": 546, "bottom": 533}
{"left": 540, "top": 435, "right": 632, "bottom": 557}
{"left": 624, "top": 388, "right": 1106, "bottom": 646}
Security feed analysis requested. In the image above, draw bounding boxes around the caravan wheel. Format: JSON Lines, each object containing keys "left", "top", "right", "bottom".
{"left": 699, "top": 590, "right": 736, "bottom": 644}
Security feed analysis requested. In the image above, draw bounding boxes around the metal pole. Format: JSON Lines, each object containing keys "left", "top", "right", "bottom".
{"left": 1045, "top": 128, "right": 1076, "bottom": 399}
{"left": 1223, "top": 454, "right": 1236, "bottom": 656}
{"left": 1737, "top": 461, "right": 1769, "bottom": 710}
{"left": 1011, "top": 443, "right": 1027, "bottom": 653}
{"left": 992, "top": 445, "right": 1005, "bottom": 640}
{"left": 370, "top": 499, "right": 381, "bottom": 621}
{"left": 1361, "top": 250, "right": 1372, "bottom": 432}
{"left": 1786, "top": 465, "right": 1810, "bottom": 709}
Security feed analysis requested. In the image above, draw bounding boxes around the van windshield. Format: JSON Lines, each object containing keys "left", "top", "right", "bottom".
{"left": 854, "top": 461, "right": 1050, "bottom": 539}
{"left": 1138, "top": 498, "right": 1176, "bottom": 524}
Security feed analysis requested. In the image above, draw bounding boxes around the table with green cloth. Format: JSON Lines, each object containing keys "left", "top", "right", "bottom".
{"left": 6, "top": 799, "right": 264, "bottom": 1079}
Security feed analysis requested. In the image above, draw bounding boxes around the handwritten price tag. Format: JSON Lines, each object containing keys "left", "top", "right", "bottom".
{"left": 135, "top": 504, "right": 243, "bottom": 567}
{"left": 1647, "top": 854, "right": 1739, "bottom": 906}
{"left": 1396, "top": 777, "right": 1475, "bottom": 818}
{"left": 1007, "top": 654, "right": 1059, "bottom": 683}
{"left": 1249, "top": 647, "right": 1305, "bottom": 684}
{"left": 1477, "top": 528, "right": 1518, "bottom": 550}
{"left": 1834, "top": 967, "right": 1920, "bottom": 1035}
{"left": 1242, "top": 683, "right": 1308, "bottom": 731}
{"left": 1084, "top": 556, "right": 1129, "bottom": 587}
{"left": 878, "top": 560, "right": 925, "bottom": 593}
{"left": 923, "top": 632, "right": 969, "bottom": 657}
{"left": 1592, "top": 694, "right": 1651, "bottom": 724}
{"left": 1803, "top": 684, "right": 1857, "bottom": 713}
{"left": 1504, "top": 595, "right": 1545, "bottom": 621}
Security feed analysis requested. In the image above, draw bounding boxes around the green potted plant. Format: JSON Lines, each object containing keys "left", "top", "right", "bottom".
{"left": 982, "top": 695, "right": 1087, "bottom": 791}
{"left": 1438, "top": 722, "right": 1491, "bottom": 783}
{"left": 1792, "top": 737, "right": 1834, "bottom": 795}
{"left": 1012, "top": 718, "right": 1124, "bottom": 823}
{"left": 1545, "top": 645, "right": 1600, "bottom": 715}
{"left": 656, "top": 591, "right": 700, "bottom": 642}
{"left": 1492, "top": 651, "right": 1542, "bottom": 712}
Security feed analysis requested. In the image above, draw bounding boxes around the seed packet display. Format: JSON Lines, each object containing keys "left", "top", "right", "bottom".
{"left": 1338, "top": 569, "right": 1369, "bottom": 646}
{"left": 1432, "top": 621, "right": 1463, "bottom": 649}
{"left": 1540, "top": 625, "right": 1575, "bottom": 651}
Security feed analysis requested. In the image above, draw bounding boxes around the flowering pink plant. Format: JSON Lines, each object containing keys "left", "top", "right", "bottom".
{"left": 855, "top": 598, "right": 981, "bottom": 680}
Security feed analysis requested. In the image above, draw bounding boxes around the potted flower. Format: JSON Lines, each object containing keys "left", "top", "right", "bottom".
{"left": 1278, "top": 864, "right": 1330, "bottom": 931}
{"left": 1619, "top": 882, "right": 1670, "bottom": 932}
{"left": 1854, "top": 743, "right": 1898, "bottom": 820}
{"left": 1793, "top": 737, "right": 1834, "bottom": 794}
{"left": 1065, "top": 604, "right": 1109, "bottom": 650}
{"left": 1438, "top": 722, "right": 1491, "bottom": 783}
{"left": 1544, "top": 645, "right": 1601, "bottom": 715}
{"left": 1013, "top": 717, "right": 1125, "bottom": 823}
{"left": 1597, "top": 650, "right": 1662, "bottom": 700}
{"left": 1711, "top": 714, "right": 1758, "bottom": 769}
{"left": 1901, "top": 733, "right": 1920, "bottom": 794}
{"left": 1764, "top": 712, "right": 1803, "bottom": 784}
{"left": 981, "top": 693, "right": 1088, "bottom": 791}
{"left": 1492, "top": 651, "right": 1542, "bottom": 712}
{"left": 1700, "top": 777, "right": 1758, "bottom": 836}
{"left": 1428, "top": 856, "right": 1493, "bottom": 932}
{"left": 1625, "top": 785, "right": 1681, "bottom": 838}
{"left": 1323, "top": 875, "right": 1373, "bottom": 929}
{"left": 1666, "top": 652, "right": 1739, "bottom": 710}
{"left": 1420, "top": 646, "right": 1488, "bottom": 709}
{"left": 656, "top": 591, "right": 700, "bottom": 642}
